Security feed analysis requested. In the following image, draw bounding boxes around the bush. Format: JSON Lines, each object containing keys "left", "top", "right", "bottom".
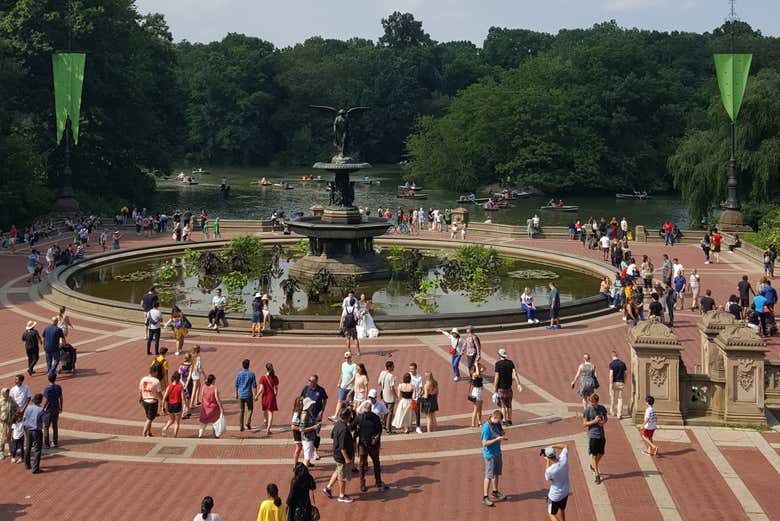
{"left": 743, "top": 207, "right": 780, "bottom": 249}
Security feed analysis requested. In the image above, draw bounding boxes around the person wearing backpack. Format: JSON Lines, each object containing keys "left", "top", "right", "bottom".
{"left": 150, "top": 347, "right": 169, "bottom": 389}
{"left": 340, "top": 296, "right": 361, "bottom": 356}
{"left": 146, "top": 301, "right": 163, "bottom": 356}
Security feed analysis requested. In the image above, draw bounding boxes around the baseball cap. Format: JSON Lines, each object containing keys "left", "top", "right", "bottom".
{"left": 302, "top": 397, "right": 315, "bottom": 410}
{"left": 344, "top": 351, "right": 352, "bottom": 358}
{"left": 498, "top": 348, "right": 508, "bottom": 358}
{"left": 544, "top": 447, "right": 556, "bottom": 458}
{"left": 368, "top": 389, "right": 378, "bottom": 398}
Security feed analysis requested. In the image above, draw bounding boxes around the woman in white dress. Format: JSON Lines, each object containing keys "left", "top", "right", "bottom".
{"left": 391, "top": 373, "right": 414, "bottom": 433}
{"left": 57, "top": 306, "right": 74, "bottom": 339}
{"left": 357, "top": 293, "right": 379, "bottom": 339}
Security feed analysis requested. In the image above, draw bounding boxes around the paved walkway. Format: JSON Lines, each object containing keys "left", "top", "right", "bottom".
{"left": 1, "top": 229, "right": 779, "bottom": 520}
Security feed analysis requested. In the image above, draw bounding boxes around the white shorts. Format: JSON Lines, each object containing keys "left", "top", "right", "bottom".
{"left": 302, "top": 440, "right": 315, "bottom": 461}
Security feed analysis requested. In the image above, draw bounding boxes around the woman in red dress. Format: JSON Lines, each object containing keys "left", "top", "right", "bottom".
{"left": 198, "top": 374, "right": 223, "bottom": 438}
{"left": 259, "top": 363, "right": 279, "bottom": 436}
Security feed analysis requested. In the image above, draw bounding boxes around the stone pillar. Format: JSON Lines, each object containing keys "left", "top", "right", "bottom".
{"left": 697, "top": 310, "right": 738, "bottom": 416}
{"left": 714, "top": 325, "right": 768, "bottom": 425}
{"left": 309, "top": 204, "right": 324, "bottom": 217}
{"left": 451, "top": 207, "right": 469, "bottom": 225}
{"left": 628, "top": 317, "right": 684, "bottom": 425}
{"left": 634, "top": 225, "right": 646, "bottom": 242}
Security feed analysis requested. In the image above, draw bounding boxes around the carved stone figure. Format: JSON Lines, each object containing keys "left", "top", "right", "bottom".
{"left": 309, "top": 105, "right": 370, "bottom": 158}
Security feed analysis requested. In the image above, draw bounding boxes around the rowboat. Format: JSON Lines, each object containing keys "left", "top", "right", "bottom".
{"left": 397, "top": 193, "right": 428, "bottom": 199}
{"left": 273, "top": 183, "right": 294, "bottom": 190}
{"left": 192, "top": 168, "right": 210, "bottom": 175}
{"left": 398, "top": 185, "right": 421, "bottom": 190}
{"left": 457, "top": 197, "right": 489, "bottom": 204}
{"left": 616, "top": 191, "right": 650, "bottom": 200}
{"left": 539, "top": 205, "right": 579, "bottom": 212}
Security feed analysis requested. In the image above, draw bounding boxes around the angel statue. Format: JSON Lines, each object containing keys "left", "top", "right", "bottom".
{"left": 309, "top": 105, "right": 370, "bottom": 159}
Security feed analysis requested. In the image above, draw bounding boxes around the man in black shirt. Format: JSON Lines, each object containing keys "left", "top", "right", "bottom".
{"left": 607, "top": 351, "right": 627, "bottom": 419}
{"left": 22, "top": 320, "right": 42, "bottom": 375}
{"left": 140, "top": 286, "right": 159, "bottom": 339}
{"left": 351, "top": 402, "right": 387, "bottom": 493}
{"left": 323, "top": 409, "right": 356, "bottom": 503}
{"left": 649, "top": 294, "right": 664, "bottom": 320}
{"left": 700, "top": 289, "right": 716, "bottom": 314}
{"left": 493, "top": 348, "right": 522, "bottom": 426}
{"left": 738, "top": 275, "right": 755, "bottom": 316}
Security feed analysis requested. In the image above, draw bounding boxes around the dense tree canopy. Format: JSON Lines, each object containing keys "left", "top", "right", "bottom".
{"left": 1, "top": 4, "right": 780, "bottom": 227}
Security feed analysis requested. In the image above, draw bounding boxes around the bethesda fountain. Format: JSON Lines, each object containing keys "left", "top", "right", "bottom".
{"left": 287, "top": 105, "right": 393, "bottom": 281}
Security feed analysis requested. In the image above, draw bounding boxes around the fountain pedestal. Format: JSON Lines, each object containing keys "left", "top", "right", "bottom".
{"left": 287, "top": 158, "right": 392, "bottom": 281}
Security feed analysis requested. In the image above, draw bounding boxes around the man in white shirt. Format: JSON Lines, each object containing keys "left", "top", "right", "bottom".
{"left": 620, "top": 217, "right": 628, "bottom": 238}
{"left": 365, "top": 389, "right": 388, "bottom": 417}
{"left": 208, "top": 288, "right": 227, "bottom": 330}
{"left": 342, "top": 289, "right": 356, "bottom": 311}
{"left": 408, "top": 362, "right": 424, "bottom": 434}
{"left": 672, "top": 258, "right": 684, "bottom": 280}
{"left": 599, "top": 234, "right": 610, "bottom": 262}
{"left": 11, "top": 374, "right": 32, "bottom": 412}
{"left": 544, "top": 444, "right": 570, "bottom": 520}
{"left": 689, "top": 269, "right": 701, "bottom": 311}
{"left": 146, "top": 301, "right": 163, "bottom": 356}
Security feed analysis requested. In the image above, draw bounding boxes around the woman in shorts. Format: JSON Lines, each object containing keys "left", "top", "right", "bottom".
{"left": 161, "top": 372, "right": 184, "bottom": 437}
{"left": 290, "top": 396, "right": 304, "bottom": 466}
{"left": 468, "top": 366, "right": 484, "bottom": 427}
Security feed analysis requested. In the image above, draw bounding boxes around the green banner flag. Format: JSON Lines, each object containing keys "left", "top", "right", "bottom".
{"left": 713, "top": 53, "right": 752, "bottom": 122}
{"left": 52, "top": 52, "right": 86, "bottom": 144}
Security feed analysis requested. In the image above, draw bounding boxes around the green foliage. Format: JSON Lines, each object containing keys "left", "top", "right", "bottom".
{"left": 222, "top": 271, "right": 248, "bottom": 293}
{"left": 379, "top": 12, "right": 433, "bottom": 49}
{"left": 414, "top": 276, "right": 441, "bottom": 314}
{"left": 289, "top": 239, "right": 310, "bottom": 258}
{"left": 670, "top": 68, "right": 780, "bottom": 223}
{"left": 224, "top": 236, "right": 270, "bottom": 276}
{"left": 742, "top": 207, "right": 780, "bottom": 249}
{"left": 454, "top": 244, "right": 504, "bottom": 276}
{"left": 443, "top": 245, "right": 508, "bottom": 302}
{"left": 156, "top": 263, "right": 177, "bottom": 283}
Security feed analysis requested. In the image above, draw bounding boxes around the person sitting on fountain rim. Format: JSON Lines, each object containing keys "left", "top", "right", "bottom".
{"left": 208, "top": 288, "right": 227, "bottom": 330}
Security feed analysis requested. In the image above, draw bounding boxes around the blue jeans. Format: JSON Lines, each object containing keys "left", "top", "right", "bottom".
{"left": 451, "top": 354, "right": 462, "bottom": 379}
{"left": 466, "top": 354, "right": 477, "bottom": 373}
{"left": 521, "top": 304, "right": 537, "bottom": 320}
{"left": 45, "top": 349, "right": 60, "bottom": 375}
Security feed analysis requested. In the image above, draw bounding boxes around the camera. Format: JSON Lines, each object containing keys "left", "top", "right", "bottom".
{"left": 539, "top": 448, "right": 547, "bottom": 457}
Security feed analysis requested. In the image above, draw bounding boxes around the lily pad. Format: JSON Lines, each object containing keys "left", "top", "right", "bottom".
{"left": 507, "top": 269, "right": 560, "bottom": 280}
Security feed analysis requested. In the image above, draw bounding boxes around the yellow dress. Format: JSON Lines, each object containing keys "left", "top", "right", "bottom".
{"left": 257, "top": 499, "right": 286, "bottom": 521}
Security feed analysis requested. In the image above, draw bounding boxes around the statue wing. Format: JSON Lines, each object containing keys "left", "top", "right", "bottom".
{"left": 346, "top": 106, "right": 370, "bottom": 116}
{"left": 309, "top": 105, "right": 339, "bottom": 113}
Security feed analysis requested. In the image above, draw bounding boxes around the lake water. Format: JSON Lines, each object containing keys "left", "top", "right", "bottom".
{"left": 154, "top": 165, "right": 691, "bottom": 228}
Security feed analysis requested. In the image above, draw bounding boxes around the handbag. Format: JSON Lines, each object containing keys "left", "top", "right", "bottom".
{"left": 310, "top": 489, "right": 320, "bottom": 521}
{"left": 593, "top": 375, "right": 600, "bottom": 389}
{"left": 213, "top": 411, "right": 226, "bottom": 438}
{"left": 448, "top": 347, "right": 456, "bottom": 355}
{"left": 467, "top": 395, "right": 477, "bottom": 403}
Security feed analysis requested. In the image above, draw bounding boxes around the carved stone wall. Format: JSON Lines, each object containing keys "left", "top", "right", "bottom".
{"left": 629, "top": 317, "right": 684, "bottom": 425}
{"left": 766, "top": 362, "right": 780, "bottom": 409}
{"left": 714, "top": 325, "right": 767, "bottom": 425}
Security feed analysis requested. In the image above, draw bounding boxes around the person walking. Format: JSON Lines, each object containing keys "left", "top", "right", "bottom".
{"left": 146, "top": 301, "right": 163, "bottom": 356}
{"left": 607, "top": 351, "right": 627, "bottom": 419}
{"left": 329, "top": 352, "right": 356, "bottom": 422}
{"left": 22, "top": 320, "right": 42, "bottom": 376}
{"left": 520, "top": 287, "right": 540, "bottom": 324}
{"left": 570, "top": 353, "right": 597, "bottom": 409}
{"left": 391, "top": 373, "right": 414, "bottom": 434}
{"left": 421, "top": 372, "right": 439, "bottom": 433}
{"left": 139, "top": 366, "right": 163, "bottom": 437}
{"left": 189, "top": 345, "right": 205, "bottom": 410}
{"left": 689, "top": 269, "right": 701, "bottom": 311}
{"left": 161, "top": 371, "right": 184, "bottom": 437}
{"left": 481, "top": 410, "right": 508, "bottom": 507}
{"left": 468, "top": 366, "right": 484, "bottom": 428}
{"left": 437, "top": 327, "right": 464, "bottom": 381}
{"left": 179, "top": 353, "right": 193, "bottom": 419}
{"left": 377, "top": 360, "right": 396, "bottom": 433}
{"left": 286, "top": 463, "right": 317, "bottom": 521}
{"left": 340, "top": 296, "right": 361, "bottom": 356}
{"left": 323, "top": 409, "right": 356, "bottom": 503}
{"left": 22, "top": 393, "right": 44, "bottom": 473}
{"left": 546, "top": 282, "right": 561, "bottom": 330}
{"left": 42, "top": 316, "right": 64, "bottom": 376}
{"left": 42, "top": 373, "right": 63, "bottom": 448}
{"left": 259, "top": 363, "right": 279, "bottom": 435}
{"left": 583, "top": 393, "right": 608, "bottom": 484}
{"left": 257, "top": 483, "right": 287, "bottom": 521}
{"left": 352, "top": 400, "right": 387, "bottom": 493}
{"left": 140, "top": 285, "right": 159, "bottom": 339}
{"left": 543, "top": 443, "right": 570, "bottom": 521}
{"left": 299, "top": 397, "right": 321, "bottom": 468}
{"left": 352, "top": 363, "right": 369, "bottom": 409}
{"left": 463, "top": 327, "right": 482, "bottom": 372}
{"left": 56, "top": 306, "right": 74, "bottom": 341}
{"left": 151, "top": 347, "right": 170, "bottom": 389}
{"left": 235, "top": 359, "right": 258, "bottom": 432}
{"left": 641, "top": 395, "right": 659, "bottom": 457}
{"left": 170, "top": 306, "right": 190, "bottom": 356}
{"left": 198, "top": 374, "right": 224, "bottom": 438}
{"left": 300, "top": 374, "right": 328, "bottom": 461}
{"left": 494, "top": 348, "right": 522, "bottom": 425}
{"left": 192, "top": 496, "right": 221, "bottom": 521}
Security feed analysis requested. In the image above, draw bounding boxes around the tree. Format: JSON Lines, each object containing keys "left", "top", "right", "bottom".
{"left": 379, "top": 12, "right": 433, "bottom": 49}
{"left": 482, "top": 27, "right": 553, "bottom": 69}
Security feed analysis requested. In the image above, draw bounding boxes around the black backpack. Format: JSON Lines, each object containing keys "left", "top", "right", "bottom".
{"left": 150, "top": 358, "right": 164, "bottom": 380}
{"left": 343, "top": 307, "right": 357, "bottom": 329}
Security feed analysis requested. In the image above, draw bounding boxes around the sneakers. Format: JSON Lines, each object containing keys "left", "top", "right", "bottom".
{"left": 642, "top": 449, "right": 653, "bottom": 456}
{"left": 533, "top": 318, "right": 540, "bottom": 324}
{"left": 482, "top": 496, "right": 495, "bottom": 507}
{"left": 453, "top": 376, "right": 460, "bottom": 381}
{"left": 328, "top": 415, "right": 338, "bottom": 422}
{"left": 337, "top": 495, "right": 354, "bottom": 503}
{"left": 415, "top": 427, "right": 424, "bottom": 434}
{"left": 595, "top": 473, "right": 602, "bottom": 484}
{"left": 378, "top": 482, "right": 388, "bottom": 492}
{"left": 322, "top": 487, "right": 333, "bottom": 499}
{"left": 314, "top": 451, "right": 320, "bottom": 460}
{"left": 527, "top": 319, "right": 534, "bottom": 324}
{"left": 491, "top": 491, "right": 507, "bottom": 501}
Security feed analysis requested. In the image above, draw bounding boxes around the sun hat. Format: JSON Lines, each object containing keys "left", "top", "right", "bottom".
{"left": 25, "top": 320, "right": 37, "bottom": 330}
{"left": 368, "top": 389, "right": 378, "bottom": 398}
{"left": 498, "top": 348, "right": 508, "bottom": 358}
{"left": 254, "top": 292, "right": 262, "bottom": 298}
{"left": 344, "top": 351, "right": 352, "bottom": 358}
{"left": 450, "top": 327, "right": 460, "bottom": 334}
{"left": 302, "top": 397, "right": 315, "bottom": 410}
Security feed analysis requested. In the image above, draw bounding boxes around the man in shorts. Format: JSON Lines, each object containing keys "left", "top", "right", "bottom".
{"left": 583, "top": 393, "right": 608, "bottom": 484}
{"left": 323, "top": 409, "right": 356, "bottom": 503}
{"left": 138, "top": 366, "right": 162, "bottom": 437}
{"left": 543, "top": 443, "right": 570, "bottom": 520}
{"left": 330, "top": 352, "right": 356, "bottom": 422}
{"left": 481, "top": 410, "right": 508, "bottom": 507}
{"left": 493, "top": 348, "right": 522, "bottom": 425}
